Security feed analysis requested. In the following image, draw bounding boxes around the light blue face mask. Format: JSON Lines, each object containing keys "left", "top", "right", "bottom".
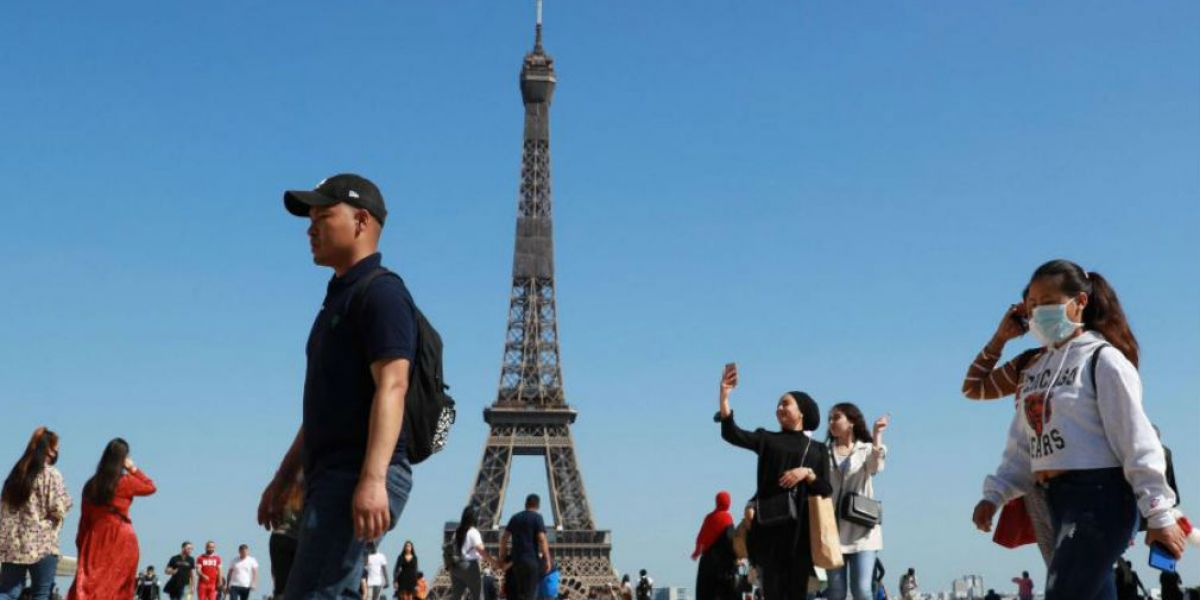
{"left": 1030, "top": 300, "right": 1082, "bottom": 346}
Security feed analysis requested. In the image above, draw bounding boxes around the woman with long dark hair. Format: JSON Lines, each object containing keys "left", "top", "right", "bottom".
{"left": 449, "top": 505, "right": 495, "bottom": 600}
{"left": 394, "top": 540, "right": 418, "bottom": 600}
{"left": 970, "top": 260, "right": 1185, "bottom": 599}
{"left": 0, "top": 427, "right": 71, "bottom": 600}
{"left": 716, "top": 363, "right": 832, "bottom": 600}
{"left": 66, "top": 438, "right": 156, "bottom": 600}
{"left": 824, "top": 403, "right": 889, "bottom": 600}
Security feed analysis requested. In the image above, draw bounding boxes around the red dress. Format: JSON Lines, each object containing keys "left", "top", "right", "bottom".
{"left": 67, "top": 470, "right": 156, "bottom": 600}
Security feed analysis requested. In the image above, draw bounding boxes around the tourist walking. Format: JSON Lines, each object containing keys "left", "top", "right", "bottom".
{"left": 0, "top": 427, "right": 70, "bottom": 600}
{"left": 499, "top": 494, "right": 552, "bottom": 600}
{"left": 970, "top": 260, "right": 1187, "bottom": 599}
{"left": 137, "top": 566, "right": 161, "bottom": 600}
{"left": 163, "top": 542, "right": 196, "bottom": 600}
{"left": 362, "top": 542, "right": 389, "bottom": 600}
{"left": 691, "top": 491, "right": 738, "bottom": 600}
{"left": 451, "top": 506, "right": 496, "bottom": 600}
{"left": 824, "top": 403, "right": 888, "bottom": 600}
{"left": 415, "top": 571, "right": 428, "bottom": 600}
{"left": 394, "top": 540, "right": 417, "bottom": 600}
{"left": 618, "top": 575, "right": 633, "bottom": 600}
{"left": 897, "top": 569, "right": 917, "bottom": 600}
{"left": 224, "top": 544, "right": 258, "bottom": 600}
{"left": 258, "top": 174, "right": 417, "bottom": 598}
{"left": 715, "top": 363, "right": 833, "bottom": 600}
{"left": 635, "top": 571, "right": 653, "bottom": 600}
{"left": 66, "top": 438, "right": 156, "bottom": 600}
{"left": 1011, "top": 571, "right": 1034, "bottom": 600}
{"left": 196, "top": 541, "right": 222, "bottom": 600}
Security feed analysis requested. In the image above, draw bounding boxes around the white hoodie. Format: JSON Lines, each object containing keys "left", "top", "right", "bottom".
{"left": 982, "top": 331, "right": 1177, "bottom": 528}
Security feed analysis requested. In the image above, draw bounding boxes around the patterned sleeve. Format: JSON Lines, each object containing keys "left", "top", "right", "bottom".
{"left": 44, "top": 467, "right": 71, "bottom": 521}
{"left": 962, "top": 346, "right": 1030, "bottom": 401}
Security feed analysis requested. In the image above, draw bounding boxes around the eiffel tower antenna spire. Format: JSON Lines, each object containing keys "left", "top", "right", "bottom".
{"left": 535, "top": 0, "right": 544, "bottom": 51}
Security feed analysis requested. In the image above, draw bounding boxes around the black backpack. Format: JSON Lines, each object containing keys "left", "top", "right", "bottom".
{"left": 352, "top": 267, "right": 456, "bottom": 465}
{"left": 636, "top": 577, "right": 652, "bottom": 600}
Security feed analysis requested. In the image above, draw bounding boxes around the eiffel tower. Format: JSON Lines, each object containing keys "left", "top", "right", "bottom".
{"left": 430, "top": 3, "right": 618, "bottom": 598}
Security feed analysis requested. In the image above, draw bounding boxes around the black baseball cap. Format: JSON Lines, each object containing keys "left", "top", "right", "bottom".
{"left": 284, "top": 173, "right": 388, "bottom": 225}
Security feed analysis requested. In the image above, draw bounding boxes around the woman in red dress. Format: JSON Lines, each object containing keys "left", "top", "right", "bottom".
{"left": 66, "top": 438, "right": 156, "bottom": 600}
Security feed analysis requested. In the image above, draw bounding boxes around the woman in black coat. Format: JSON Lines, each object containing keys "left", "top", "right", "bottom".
{"left": 716, "top": 363, "right": 833, "bottom": 600}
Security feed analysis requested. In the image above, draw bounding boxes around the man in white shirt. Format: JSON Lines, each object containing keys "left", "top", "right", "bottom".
{"left": 363, "top": 543, "right": 389, "bottom": 600}
{"left": 224, "top": 544, "right": 259, "bottom": 600}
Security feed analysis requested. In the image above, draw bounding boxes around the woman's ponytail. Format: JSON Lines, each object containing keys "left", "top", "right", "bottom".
{"left": 1083, "top": 271, "right": 1139, "bottom": 368}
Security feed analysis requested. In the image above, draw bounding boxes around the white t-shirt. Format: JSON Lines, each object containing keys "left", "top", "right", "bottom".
{"left": 461, "top": 527, "right": 484, "bottom": 562}
{"left": 228, "top": 556, "right": 259, "bottom": 588}
{"left": 366, "top": 553, "right": 388, "bottom": 587}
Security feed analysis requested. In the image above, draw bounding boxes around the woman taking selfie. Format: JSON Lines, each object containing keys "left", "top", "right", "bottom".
{"left": 0, "top": 427, "right": 71, "bottom": 600}
{"left": 715, "top": 363, "right": 831, "bottom": 600}
{"left": 825, "top": 403, "right": 888, "bottom": 600}
{"left": 67, "top": 438, "right": 157, "bottom": 600}
{"left": 970, "top": 260, "right": 1184, "bottom": 599}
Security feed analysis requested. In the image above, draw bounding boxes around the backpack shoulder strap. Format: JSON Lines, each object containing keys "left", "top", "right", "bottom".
{"left": 1088, "top": 343, "right": 1114, "bottom": 391}
{"left": 348, "top": 267, "right": 399, "bottom": 316}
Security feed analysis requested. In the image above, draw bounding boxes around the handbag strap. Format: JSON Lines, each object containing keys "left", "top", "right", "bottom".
{"left": 790, "top": 436, "right": 813, "bottom": 499}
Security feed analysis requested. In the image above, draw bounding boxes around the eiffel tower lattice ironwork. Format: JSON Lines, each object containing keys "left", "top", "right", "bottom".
{"left": 430, "top": 4, "right": 618, "bottom": 599}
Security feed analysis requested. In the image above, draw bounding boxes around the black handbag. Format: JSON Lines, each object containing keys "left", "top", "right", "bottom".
{"left": 834, "top": 443, "right": 883, "bottom": 528}
{"left": 755, "top": 438, "right": 812, "bottom": 526}
{"left": 755, "top": 490, "right": 797, "bottom": 526}
{"left": 840, "top": 492, "right": 882, "bottom": 528}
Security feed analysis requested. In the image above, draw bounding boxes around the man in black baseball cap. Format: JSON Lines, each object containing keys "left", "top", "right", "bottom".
{"left": 284, "top": 173, "right": 388, "bottom": 226}
{"left": 261, "top": 172, "right": 417, "bottom": 599}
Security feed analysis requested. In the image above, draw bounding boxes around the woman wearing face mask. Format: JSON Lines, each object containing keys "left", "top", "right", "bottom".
{"left": 970, "top": 260, "right": 1185, "bottom": 599}
{"left": 824, "top": 403, "right": 888, "bottom": 600}
{"left": 0, "top": 427, "right": 71, "bottom": 600}
{"left": 716, "top": 363, "right": 832, "bottom": 600}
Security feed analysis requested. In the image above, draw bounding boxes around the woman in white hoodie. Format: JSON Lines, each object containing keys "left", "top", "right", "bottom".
{"left": 824, "top": 403, "right": 888, "bottom": 600}
{"left": 970, "top": 259, "right": 1185, "bottom": 599}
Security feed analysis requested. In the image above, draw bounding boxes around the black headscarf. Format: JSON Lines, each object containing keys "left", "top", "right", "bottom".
{"left": 787, "top": 391, "right": 820, "bottom": 432}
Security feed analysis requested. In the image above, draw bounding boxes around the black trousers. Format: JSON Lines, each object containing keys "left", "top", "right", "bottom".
{"left": 507, "top": 559, "right": 542, "bottom": 600}
{"left": 270, "top": 532, "right": 299, "bottom": 598}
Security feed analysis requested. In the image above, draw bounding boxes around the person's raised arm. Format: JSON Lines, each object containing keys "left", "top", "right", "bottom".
{"left": 717, "top": 364, "right": 760, "bottom": 451}
{"left": 963, "top": 304, "right": 1031, "bottom": 400}
{"left": 354, "top": 356, "right": 410, "bottom": 541}
{"left": 258, "top": 427, "right": 304, "bottom": 531}
{"left": 866, "top": 415, "right": 889, "bottom": 475}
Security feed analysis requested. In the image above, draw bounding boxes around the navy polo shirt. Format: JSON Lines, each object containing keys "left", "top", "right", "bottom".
{"left": 302, "top": 253, "right": 418, "bottom": 477}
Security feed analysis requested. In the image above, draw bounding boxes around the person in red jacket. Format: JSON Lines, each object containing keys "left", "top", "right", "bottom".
{"left": 66, "top": 438, "right": 156, "bottom": 600}
{"left": 196, "top": 541, "right": 222, "bottom": 600}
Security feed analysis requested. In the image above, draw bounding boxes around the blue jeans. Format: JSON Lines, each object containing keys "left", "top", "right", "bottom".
{"left": 284, "top": 462, "right": 412, "bottom": 599}
{"left": 1044, "top": 468, "right": 1137, "bottom": 600}
{"left": 0, "top": 554, "right": 59, "bottom": 600}
{"left": 825, "top": 550, "right": 876, "bottom": 600}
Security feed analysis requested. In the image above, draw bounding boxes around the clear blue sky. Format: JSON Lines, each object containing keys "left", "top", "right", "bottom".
{"left": 2, "top": 0, "right": 1197, "bottom": 593}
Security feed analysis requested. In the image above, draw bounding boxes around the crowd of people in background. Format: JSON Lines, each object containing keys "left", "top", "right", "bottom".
{"left": 0, "top": 172, "right": 1192, "bottom": 600}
